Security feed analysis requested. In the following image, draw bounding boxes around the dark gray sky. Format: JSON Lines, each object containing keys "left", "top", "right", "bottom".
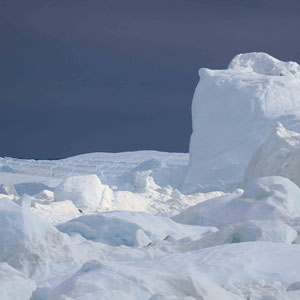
{"left": 1, "top": 0, "right": 300, "bottom": 159}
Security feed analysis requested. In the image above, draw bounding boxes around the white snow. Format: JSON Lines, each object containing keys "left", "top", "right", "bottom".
{"left": 185, "top": 52, "right": 300, "bottom": 192}
{"left": 1, "top": 52, "right": 300, "bottom": 299}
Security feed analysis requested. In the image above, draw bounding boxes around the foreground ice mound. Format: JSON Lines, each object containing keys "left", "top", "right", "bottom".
{"left": 174, "top": 176, "right": 300, "bottom": 227}
{"left": 50, "top": 242, "right": 300, "bottom": 300}
{"left": 185, "top": 52, "right": 300, "bottom": 192}
{"left": 54, "top": 175, "right": 113, "bottom": 209}
{"left": 0, "top": 197, "right": 76, "bottom": 276}
{"left": 57, "top": 211, "right": 216, "bottom": 246}
{"left": 51, "top": 260, "right": 240, "bottom": 300}
{"left": 244, "top": 122, "right": 300, "bottom": 187}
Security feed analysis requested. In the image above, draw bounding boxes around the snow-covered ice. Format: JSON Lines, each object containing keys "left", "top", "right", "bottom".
{"left": 1, "top": 52, "right": 300, "bottom": 299}
{"left": 185, "top": 52, "right": 300, "bottom": 192}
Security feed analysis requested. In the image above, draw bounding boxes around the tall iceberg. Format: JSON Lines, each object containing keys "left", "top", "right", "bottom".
{"left": 184, "top": 52, "right": 300, "bottom": 191}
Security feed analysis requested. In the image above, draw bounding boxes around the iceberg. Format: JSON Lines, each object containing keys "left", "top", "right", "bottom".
{"left": 185, "top": 52, "right": 300, "bottom": 191}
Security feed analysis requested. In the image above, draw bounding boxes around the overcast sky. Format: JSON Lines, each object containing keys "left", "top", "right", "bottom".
{"left": 1, "top": 0, "right": 300, "bottom": 159}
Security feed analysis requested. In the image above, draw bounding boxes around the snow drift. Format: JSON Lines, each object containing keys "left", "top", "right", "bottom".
{"left": 185, "top": 52, "right": 300, "bottom": 192}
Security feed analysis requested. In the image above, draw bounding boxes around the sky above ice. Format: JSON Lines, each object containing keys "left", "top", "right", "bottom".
{"left": 1, "top": 0, "right": 300, "bottom": 159}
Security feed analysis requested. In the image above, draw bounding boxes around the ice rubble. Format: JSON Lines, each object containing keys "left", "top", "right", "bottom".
{"left": 244, "top": 122, "right": 300, "bottom": 187}
{"left": 185, "top": 52, "right": 300, "bottom": 192}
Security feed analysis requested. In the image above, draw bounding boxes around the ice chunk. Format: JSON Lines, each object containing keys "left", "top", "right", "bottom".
{"left": 185, "top": 52, "right": 300, "bottom": 192}
{"left": 244, "top": 122, "right": 300, "bottom": 187}
{"left": 54, "top": 175, "right": 113, "bottom": 209}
